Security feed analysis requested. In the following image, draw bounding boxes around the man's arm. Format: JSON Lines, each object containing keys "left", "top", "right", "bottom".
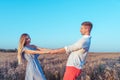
{"left": 65, "top": 39, "right": 86, "bottom": 54}
{"left": 50, "top": 48, "right": 66, "bottom": 54}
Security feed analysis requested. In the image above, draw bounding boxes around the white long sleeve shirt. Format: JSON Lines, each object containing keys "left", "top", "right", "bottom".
{"left": 64, "top": 35, "right": 91, "bottom": 69}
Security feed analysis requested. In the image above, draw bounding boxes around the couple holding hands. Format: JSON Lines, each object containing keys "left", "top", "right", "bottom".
{"left": 17, "top": 21, "right": 93, "bottom": 80}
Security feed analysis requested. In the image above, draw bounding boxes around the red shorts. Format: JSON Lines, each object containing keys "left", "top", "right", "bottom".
{"left": 63, "top": 66, "right": 81, "bottom": 80}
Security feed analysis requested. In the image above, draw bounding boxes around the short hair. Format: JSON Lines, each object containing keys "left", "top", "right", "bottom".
{"left": 81, "top": 21, "right": 93, "bottom": 31}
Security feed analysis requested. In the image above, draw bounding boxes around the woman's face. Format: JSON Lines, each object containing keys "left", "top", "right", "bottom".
{"left": 25, "top": 35, "right": 31, "bottom": 45}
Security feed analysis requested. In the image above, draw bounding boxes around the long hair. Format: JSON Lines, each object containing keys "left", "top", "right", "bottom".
{"left": 17, "top": 33, "right": 29, "bottom": 64}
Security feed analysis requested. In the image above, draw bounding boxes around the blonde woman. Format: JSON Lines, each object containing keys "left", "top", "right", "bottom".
{"left": 17, "top": 33, "right": 49, "bottom": 80}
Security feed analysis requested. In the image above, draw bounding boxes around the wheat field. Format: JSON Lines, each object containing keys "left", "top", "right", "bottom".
{"left": 0, "top": 52, "right": 120, "bottom": 80}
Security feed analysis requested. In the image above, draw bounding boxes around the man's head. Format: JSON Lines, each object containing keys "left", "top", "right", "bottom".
{"left": 80, "top": 21, "right": 93, "bottom": 35}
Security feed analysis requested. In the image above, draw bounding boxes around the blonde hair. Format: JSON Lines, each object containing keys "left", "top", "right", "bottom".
{"left": 17, "top": 33, "right": 29, "bottom": 64}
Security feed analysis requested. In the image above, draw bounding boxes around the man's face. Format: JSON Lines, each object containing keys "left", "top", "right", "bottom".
{"left": 80, "top": 25, "right": 87, "bottom": 35}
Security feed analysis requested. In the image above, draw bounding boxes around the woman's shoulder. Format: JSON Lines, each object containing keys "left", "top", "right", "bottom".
{"left": 30, "top": 44, "right": 37, "bottom": 48}
{"left": 23, "top": 46, "right": 29, "bottom": 50}
{"left": 23, "top": 45, "right": 37, "bottom": 50}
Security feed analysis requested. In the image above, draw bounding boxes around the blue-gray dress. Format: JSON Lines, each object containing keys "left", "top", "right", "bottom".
{"left": 22, "top": 46, "right": 46, "bottom": 80}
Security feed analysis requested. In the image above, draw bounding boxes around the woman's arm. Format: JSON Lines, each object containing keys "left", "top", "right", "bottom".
{"left": 30, "top": 45, "right": 51, "bottom": 51}
{"left": 36, "top": 47, "right": 51, "bottom": 51}
{"left": 24, "top": 49, "right": 49, "bottom": 54}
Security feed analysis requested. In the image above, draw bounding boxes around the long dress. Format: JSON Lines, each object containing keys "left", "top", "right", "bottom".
{"left": 22, "top": 46, "right": 46, "bottom": 80}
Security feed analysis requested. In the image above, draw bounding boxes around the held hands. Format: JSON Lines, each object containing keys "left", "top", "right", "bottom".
{"left": 44, "top": 50, "right": 57, "bottom": 54}
{"left": 49, "top": 50, "right": 58, "bottom": 54}
{"left": 44, "top": 50, "right": 51, "bottom": 54}
{"left": 40, "top": 49, "right": 58, "bottom": 54}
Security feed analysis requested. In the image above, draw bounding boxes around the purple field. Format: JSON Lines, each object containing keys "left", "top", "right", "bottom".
{"left": 0, "top": 52, "right": 120, "bottom": 80}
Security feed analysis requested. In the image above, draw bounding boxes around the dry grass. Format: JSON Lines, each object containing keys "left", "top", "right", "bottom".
{"left": 0, "top": 52, "right": 120, "bottom": 80}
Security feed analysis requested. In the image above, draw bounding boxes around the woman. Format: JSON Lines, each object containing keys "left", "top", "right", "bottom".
{"left": 17, "top": 33, "right": 49, "bottom": 80}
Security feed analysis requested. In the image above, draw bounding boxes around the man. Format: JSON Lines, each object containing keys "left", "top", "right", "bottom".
{"left": 50, "top": 21, "right": 93, "bottom": 80}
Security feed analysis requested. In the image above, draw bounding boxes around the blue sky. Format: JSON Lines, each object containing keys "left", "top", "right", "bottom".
{"left": 0, "top": 0, "right": 120, "bottom": 52}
